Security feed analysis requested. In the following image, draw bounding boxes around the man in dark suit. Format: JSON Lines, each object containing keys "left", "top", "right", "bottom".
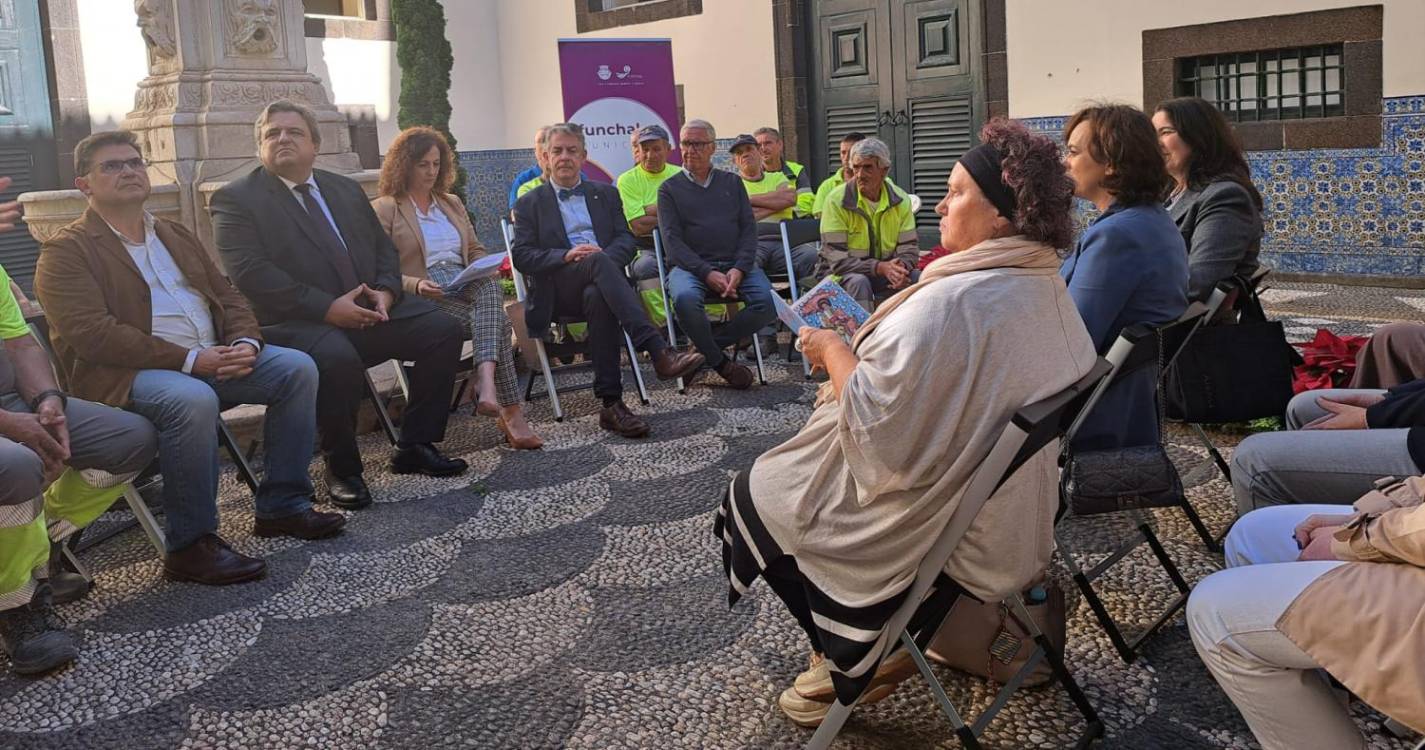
{"left": 211, "top": 100, "right": 467, "bottom": 509}
{"left": 511, "top": 122, "right": 703, "bottom": 438}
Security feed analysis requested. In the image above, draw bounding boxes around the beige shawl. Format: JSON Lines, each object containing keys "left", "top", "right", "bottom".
{"left": 815, "top": 235, "right": 1065, "bottom": 407}
{"left": 751, "top": 235, "right": 1097, "bottom": 605}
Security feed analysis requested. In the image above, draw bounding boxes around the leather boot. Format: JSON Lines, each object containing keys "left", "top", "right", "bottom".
{"left": 0, "top": 584, "right": 78, "bottom": 675}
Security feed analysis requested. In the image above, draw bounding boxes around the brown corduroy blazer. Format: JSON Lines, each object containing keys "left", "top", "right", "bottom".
{"left": 369, "top": 192, "right": 487, "bottom": 295}
{"left": 33, "top": 208, "right": 262, "bottom": 407}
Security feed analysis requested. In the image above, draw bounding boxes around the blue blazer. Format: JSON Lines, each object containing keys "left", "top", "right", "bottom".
{"left": 1061, "top": 202, "right": 1189, "bottom": 450}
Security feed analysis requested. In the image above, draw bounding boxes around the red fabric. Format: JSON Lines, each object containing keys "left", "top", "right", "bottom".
{"left": 918, "top": 246, "right": 950, "bottom": 269}
{"left": 1292, "top": 329, "right": 1368, "bottom": 393}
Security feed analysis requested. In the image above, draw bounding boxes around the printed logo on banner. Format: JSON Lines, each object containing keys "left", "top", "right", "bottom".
{"left": 569, "top": 97, "right": 674, "bottom": 183}
{"left": 560, "top": 39, "right": 680, "bottom": 183}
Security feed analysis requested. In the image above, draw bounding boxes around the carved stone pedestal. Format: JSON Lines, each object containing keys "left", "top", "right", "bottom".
{"left": 21, "top": 0, "right": 377, "bottom": 258}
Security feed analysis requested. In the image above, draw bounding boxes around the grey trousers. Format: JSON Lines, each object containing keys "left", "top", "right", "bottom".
{"left": 756, "top": 239, "right": 818, "bottom": 284}
{"left": 1230, "top": 388, "right": 1418, "bottom": 514}
{"left": 0, "top": 391, "right": 157, "bottom": 507}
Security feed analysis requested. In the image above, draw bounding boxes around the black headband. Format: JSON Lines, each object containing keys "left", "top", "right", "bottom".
{"left": 959, "top": 144, "right": 1017, "bottom": 222}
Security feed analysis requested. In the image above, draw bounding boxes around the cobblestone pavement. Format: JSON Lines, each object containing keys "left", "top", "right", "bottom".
{"left": 0, "top": 282, "right": 1420, "bottom": 749}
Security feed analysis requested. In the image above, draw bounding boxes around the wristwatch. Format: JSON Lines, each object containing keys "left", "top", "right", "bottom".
{"left": 30, "top": 389, "right": 67, "bottom": 412}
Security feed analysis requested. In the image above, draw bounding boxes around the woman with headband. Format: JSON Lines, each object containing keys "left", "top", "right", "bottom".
{"left": 715, "top": 119, "right": 1095, "bottom": 727}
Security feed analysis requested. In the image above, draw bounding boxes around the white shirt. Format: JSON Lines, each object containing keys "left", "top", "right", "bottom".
{"left": 104, "top": 212, "right": 255, "bottom": 375}
{"left": 413, "top": 198, "right": 464, "bottom": 269}
{"left": 279, "top": 173, "right": 349, "bottom": 252}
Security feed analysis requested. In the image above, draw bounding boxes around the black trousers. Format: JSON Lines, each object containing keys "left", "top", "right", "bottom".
{"left": 550, "top": 252, "right": 665, "bottom": 402}
{"left": 263, "top": 308, "right": 464, "bottom": 478}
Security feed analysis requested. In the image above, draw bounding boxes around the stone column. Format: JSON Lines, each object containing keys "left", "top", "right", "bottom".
{"left": 22, "top": 0, "right": 377, "bottom": 255}
{"left": 125, "top": 0, "right": 365, "bottom": 246}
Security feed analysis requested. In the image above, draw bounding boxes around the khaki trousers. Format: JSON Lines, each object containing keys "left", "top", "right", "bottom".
{"left": 1186, "top": 504, "right": 1364, "bottom": 750}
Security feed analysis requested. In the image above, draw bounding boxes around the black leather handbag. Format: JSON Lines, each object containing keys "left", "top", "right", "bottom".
{"left": 1061, "top": 328, "right": 1186, "bottom": 517}
{"left": 1162, "top": 276, "right": 1297, "bottom": 423}
{"left": 1061, "top": 444, "right": 1185, "bottom": 516}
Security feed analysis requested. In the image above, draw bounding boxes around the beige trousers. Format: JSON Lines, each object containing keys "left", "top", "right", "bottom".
{"left": 1186, "top": 504, "right": 1364, "bottom": 750}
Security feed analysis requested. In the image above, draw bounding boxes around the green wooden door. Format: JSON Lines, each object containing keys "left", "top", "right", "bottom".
{"left": 0, "top": 0, "right": 58, "bottom": 292}
{"left": 807, "top": 0, "right": 983, "bottom": 247}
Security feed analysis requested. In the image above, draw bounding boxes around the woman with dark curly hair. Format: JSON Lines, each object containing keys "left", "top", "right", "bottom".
{"left": 371, "top": 127, "right": 542, "bottom": 449}
{"left": 1060, "top": 103, "right": 1188, "bottom": 450}
{"left": 716, "top": 119, "right": 1096, "bottom": 727}
{"left": 1153, "top": 96, "right": 1263, "bottom": 302}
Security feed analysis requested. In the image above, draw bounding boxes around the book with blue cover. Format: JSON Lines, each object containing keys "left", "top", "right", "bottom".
{"left": 773, "top": 277, "right": 870, "bottom": 345}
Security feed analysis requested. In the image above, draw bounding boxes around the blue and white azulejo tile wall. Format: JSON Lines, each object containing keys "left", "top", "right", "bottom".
{"left": 1025, "top": 96, "right": 1425, "bottom": 279}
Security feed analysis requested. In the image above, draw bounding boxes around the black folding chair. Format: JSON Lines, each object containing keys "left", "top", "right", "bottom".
{"left": 775, "top": 217, "right": 821, "bottom": 378}
{"left": 807, "top": 359, "right": 1112, "bottom": 749}
{"left": 651, "top": 228, "right": 766, "bottom": 392}
{"left": 501, "top": 219, "right": 650, "bottom": 421}
{"left": 1056, "top": 290, "right": 1225, "bottom": 664}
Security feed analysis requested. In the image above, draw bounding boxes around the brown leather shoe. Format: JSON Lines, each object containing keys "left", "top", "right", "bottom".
{"left": 163, "top": 534, "right": 267, "bottom": 586}
{"left": 715, "top": 358, "right": 755, "bottom": 390}
{"left": 652, "top": 348, "right": 706, "bottom": 381}
{"left": 599, "top": 401, "right": 651, "bottom": 438}
{"left": 253, "top": 508, "right": 347, "bottom": 540}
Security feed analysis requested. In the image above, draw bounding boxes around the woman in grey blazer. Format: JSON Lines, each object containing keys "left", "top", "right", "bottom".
{"left": 1153, "top": 97, "right": 1263, "bottom": 302}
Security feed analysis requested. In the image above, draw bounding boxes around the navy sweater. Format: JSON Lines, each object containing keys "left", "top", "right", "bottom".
{"left": 1367, "top": 377, "right": 1425, "bottom": 469}
{"left": 656, "top": 169, "right": 758, "bottom": 279}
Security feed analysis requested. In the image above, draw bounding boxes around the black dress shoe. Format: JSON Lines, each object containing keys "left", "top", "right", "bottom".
{"left": 163, "top": 534, "right": 267, "bottom": 586}
{"left": 253, "top": 508, "right": 348, "bottom": 540}
{"left": 324, "top": 472, "right": 373, "bottom": 510}
{"left": 390, "top": 444, "right": 468, "bottom": 477}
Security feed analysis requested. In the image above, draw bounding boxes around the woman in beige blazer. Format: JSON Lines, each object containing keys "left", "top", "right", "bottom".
{"left": 372, "top": 127, "right": 541, "bottom": 449}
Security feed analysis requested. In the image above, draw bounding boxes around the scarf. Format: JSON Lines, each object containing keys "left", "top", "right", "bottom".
{"left": 815, "top": 235, "right": 1064, "bottom": 405}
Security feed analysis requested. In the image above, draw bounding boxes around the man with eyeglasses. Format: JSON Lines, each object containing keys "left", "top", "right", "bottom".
{"left": 656, "top": 120, "right": 776, "bottom": 390}
{"left": 511, "top": 123, "right": 704, "bottom": 438}
{"left": 35, "top": 129, "right": 347, "bottom": 591}
{"left": 0, "top": 172, "right": 157, "bottom": 675}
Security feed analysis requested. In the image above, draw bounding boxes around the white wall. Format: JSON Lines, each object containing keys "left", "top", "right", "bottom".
{"left": 1006, "top": 0, "right": 1425, "bottom": 118}
{"left": 442, "top": 1, "right": 507, "bottom": 150}
{"left": 75, "top": 0, "right": 149, "bottom": 130}
{"left": 304, "top": 36, "right": 402, "bottom": 149}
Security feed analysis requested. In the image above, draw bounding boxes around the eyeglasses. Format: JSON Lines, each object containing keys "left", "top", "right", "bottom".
{"left": 94, "top": 158, "right": 147, "bottom": 176}
{"left": 681, "top": 140, "right": 714, "bottom": 151}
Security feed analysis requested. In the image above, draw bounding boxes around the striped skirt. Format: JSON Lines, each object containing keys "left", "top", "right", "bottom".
{"left": 714, "top": 470, "right": 967, "bottom": 704}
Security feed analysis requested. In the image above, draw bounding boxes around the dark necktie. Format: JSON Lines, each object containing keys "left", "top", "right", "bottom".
{"left": 294, "top": 183, "right": 360, "bottom": 291}
{"left": 557, "top": 183, "right": 586, "bottom": 201}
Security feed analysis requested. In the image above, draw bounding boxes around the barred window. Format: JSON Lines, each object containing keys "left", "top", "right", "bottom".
{"left": 1176, "top": 45, "right": 1345, "bottom": 122}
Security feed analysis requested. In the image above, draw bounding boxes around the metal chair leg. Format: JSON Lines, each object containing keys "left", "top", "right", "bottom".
{"left": 624, "top": 332, "right": 651, "bottom": 405}
{"left": 532, "top": 339, "right": 564, "bottom": 421}
{"left": 218, "top": 422, "right": 260, "bottom": 495}
{"left": 61, "top": 544, "right": 93, "bottom": 583}
{"left": 364, "top": 369, "right": 401, "bottom": 445}
{"left": 124, "top": 484, "right": 166, "bottom": 556}
{"left": 751, "top": 329, "right": 767, "bottom": 385}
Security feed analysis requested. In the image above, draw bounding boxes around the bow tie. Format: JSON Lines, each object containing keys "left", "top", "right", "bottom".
{"left": 557, "top": 184, "right": 586, "bottom": 201}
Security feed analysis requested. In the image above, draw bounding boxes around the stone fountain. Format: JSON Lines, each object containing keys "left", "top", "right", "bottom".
{"left": 19, "top": 0, "right": 378, "bottom": 261}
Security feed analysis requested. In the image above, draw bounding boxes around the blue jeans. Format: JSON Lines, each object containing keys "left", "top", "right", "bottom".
{"left": 128, "top": 345, "right": 319, "bottom": 551}
{"left": 667, "top": 266, "right": 777, "bottom": 368}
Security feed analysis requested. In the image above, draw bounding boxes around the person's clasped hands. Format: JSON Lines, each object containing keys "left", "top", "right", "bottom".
{"left": 324, "top": 283, "right": 394, "bottom": 330}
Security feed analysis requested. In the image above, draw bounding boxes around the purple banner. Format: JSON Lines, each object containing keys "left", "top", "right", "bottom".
{"left": 558, "top": 39, "right": 681, "bottom": 184}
